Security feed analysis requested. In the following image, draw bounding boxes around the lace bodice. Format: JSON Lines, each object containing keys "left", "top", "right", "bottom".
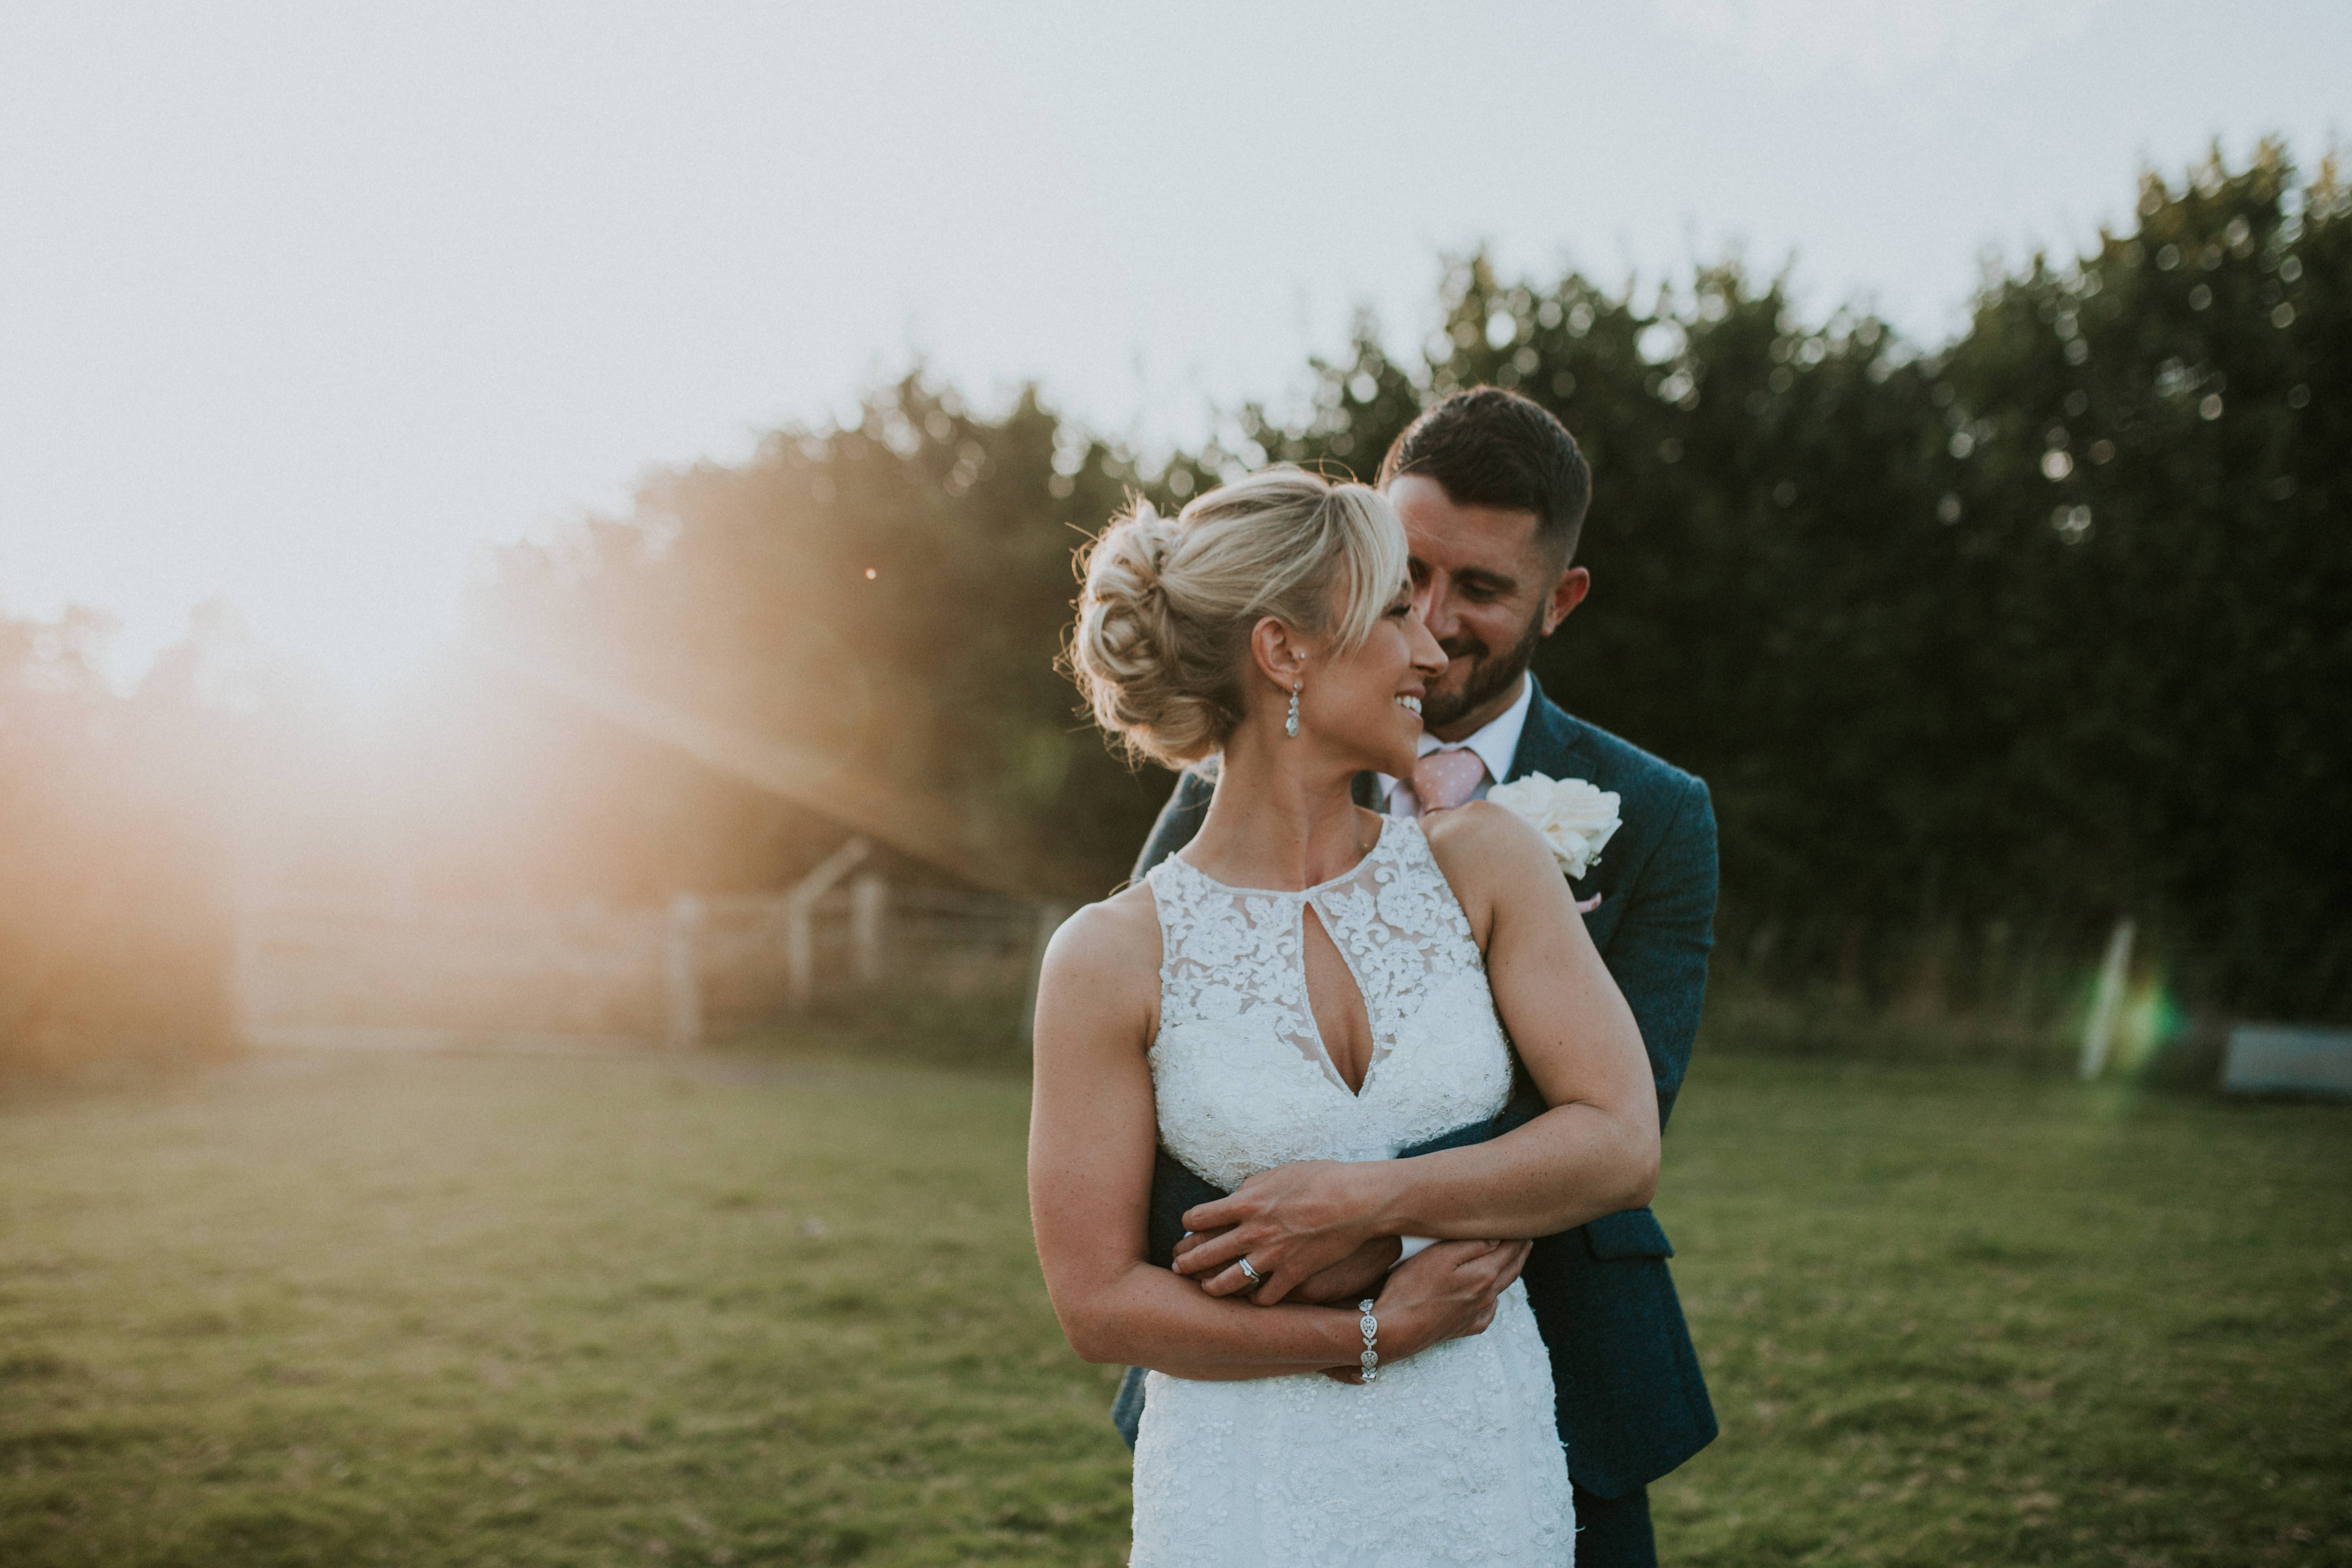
{"left": 1144, "top": 816, "right": 1515, "bottom": 1190}
{"left": 1130, "top": 815, "right": 1572, "bottom": 1565}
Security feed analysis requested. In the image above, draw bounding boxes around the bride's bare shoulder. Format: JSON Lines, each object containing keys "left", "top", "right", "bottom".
{"left": 1038, "top": 882, "right": 1163, "bottom": 995}
{"left": 1420, "top": 799, "right": 1550, "bottom": 869}
{"left": 1033, "top": 885, "right": 1162, "bottom": 1059}
{"left": 1418, "top": 802, "right": 1561, "bottom": 923}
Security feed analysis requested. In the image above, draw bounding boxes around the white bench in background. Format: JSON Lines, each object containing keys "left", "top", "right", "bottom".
{"left": 2222, "top": 1024, "right": 2352, "bottom": 1098}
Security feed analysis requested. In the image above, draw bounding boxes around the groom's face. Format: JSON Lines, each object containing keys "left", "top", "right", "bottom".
{"left": 1387, "top": 475, "right": 1590, "bottom": 742}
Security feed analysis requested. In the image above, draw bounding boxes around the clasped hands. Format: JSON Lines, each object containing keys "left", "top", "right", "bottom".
{"left": 1169, "top": 1159, "right": 1530, "bottom": 1383}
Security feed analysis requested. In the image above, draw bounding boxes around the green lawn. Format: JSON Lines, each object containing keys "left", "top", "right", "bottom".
{"left": 1649, "top": 1061, "right": 2349, "bottom": 1566}
{"left": 1, "top": 1044, "right": 2344, "bottom": 1566}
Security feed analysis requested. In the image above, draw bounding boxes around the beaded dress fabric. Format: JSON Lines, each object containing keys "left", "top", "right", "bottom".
{"left": 1129, "top": 817, "right": 1572, "bottom": 1567}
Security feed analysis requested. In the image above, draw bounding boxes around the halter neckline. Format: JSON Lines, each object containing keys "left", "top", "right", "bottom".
{"left": 1164, "top": 817, "right": 1398, "bottom": 899}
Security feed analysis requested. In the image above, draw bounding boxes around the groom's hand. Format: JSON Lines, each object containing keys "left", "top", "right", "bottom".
{"left": 1292, "top": 1236, "right": 1405, "bottom": 1304}
{"left": 1174, "top": 1228, "right": 1401, "bottom": 1305}
{"left": 1172, "top": 1160, "right": 1391, "bottom": 1305}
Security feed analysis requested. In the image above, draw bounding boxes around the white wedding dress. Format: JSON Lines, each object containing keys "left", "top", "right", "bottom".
{"left": 1130, "top": 817, "right": 1573, "bottom": 1567}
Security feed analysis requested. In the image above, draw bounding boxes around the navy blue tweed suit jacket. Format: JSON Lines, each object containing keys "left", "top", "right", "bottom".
{"left": 1110, "top": 677, "right": 1719, "bottom": 1499}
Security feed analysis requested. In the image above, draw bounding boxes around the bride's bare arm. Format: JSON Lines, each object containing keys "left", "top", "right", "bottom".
{"left": 1176, "top": 802, "right": 1660, "bottom": 1304}
{"left": 1028, "top": 894, "right": 1509, "bottom": 1377}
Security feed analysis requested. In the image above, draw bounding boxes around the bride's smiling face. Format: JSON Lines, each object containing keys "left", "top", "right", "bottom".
{"left": 1288, "top": 575, "right": 1448, "bottom": 779}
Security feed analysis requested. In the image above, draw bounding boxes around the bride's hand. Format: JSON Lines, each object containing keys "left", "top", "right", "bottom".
{"left": 1316, "top": 1238, "right": 1530, "bottom": 1382}
{"left": 1173, "top": 1160, "right": 1390, "bottom": 1305}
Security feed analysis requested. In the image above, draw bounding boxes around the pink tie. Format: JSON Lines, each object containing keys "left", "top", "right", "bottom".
{"left": 1410, "top": 749, "right": 1487, "bottom": 814}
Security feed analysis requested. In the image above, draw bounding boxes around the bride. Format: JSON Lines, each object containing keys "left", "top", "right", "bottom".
{"left": 1029, "top": 468, "right": 1660, "bottom": 1564}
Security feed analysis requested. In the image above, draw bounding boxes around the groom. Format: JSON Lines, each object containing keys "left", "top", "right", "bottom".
{"left": 1114, "top": 388, "right": 1719, "bottom": 1567}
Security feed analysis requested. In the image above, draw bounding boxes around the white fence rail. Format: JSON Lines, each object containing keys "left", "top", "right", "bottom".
{"left": 237, "top": 870, "right": 1070, "bottom": 1050}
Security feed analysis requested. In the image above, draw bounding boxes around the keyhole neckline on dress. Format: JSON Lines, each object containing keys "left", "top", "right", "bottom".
{"left": 1299, "top": 900, "right": 1377, "bottom": 1098}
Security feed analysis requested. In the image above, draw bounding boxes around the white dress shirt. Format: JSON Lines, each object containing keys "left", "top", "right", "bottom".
{"left": 1377, "top": 673, "right": 1535, "bottom": 817}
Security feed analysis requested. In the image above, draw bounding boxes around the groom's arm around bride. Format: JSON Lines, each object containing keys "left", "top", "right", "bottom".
{"left": 1112, "top": 389, "right": 1718, "bottom": 1568}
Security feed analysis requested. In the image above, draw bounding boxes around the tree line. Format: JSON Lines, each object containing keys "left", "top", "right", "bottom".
{"left": 490, "top": 143, "right": 2344, "bottom": 1027}
{"left": 0, "top": 609, "right": 238, "bottom": 1071}
{"left": 4, "top": 143, "right": 2342, "bottom": 1073}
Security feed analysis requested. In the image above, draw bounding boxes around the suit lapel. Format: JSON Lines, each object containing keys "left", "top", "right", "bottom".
{"left": 1503, "top": 676, "right": 1600, "bottom": 786}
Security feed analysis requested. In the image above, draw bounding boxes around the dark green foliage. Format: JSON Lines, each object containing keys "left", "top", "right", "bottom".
{"left": 1931, "top": 147, "right": 2352, "bottom": 1023}
{"left": 469, "top": 142, "right": 2349, "bottom": 1023}
{"left": 1214, "top": 144, "right": 2351, "bottom": 1023}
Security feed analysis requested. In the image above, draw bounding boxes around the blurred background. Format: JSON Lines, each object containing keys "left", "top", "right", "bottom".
{"left": 2, "top": 5, "right": 2347, "bottom": 1565}
{"left": 3, "top": 0, "right": 2344, "bottom": 1076}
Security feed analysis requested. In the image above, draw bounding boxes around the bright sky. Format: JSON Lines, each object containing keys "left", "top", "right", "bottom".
{"left": 1, "top": 0, "right": 2343, "bottom": 695}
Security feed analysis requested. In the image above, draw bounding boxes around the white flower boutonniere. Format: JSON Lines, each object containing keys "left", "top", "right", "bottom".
{"left": 1485, "top": 773, "right": 1621, "bottom": 880}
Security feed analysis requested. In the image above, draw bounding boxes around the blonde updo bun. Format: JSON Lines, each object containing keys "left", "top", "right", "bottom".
{"left": 1069, "top": 466, "right": 1409, "bottom": 769}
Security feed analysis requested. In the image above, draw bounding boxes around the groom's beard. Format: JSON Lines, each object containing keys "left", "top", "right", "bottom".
{"left": 1422, "top": 607, "right": 1547, "bottom": 733}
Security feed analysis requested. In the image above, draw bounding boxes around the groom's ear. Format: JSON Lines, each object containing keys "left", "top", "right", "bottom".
{"left": 1540, "top": 567, "right": 1592, "bottom": 637}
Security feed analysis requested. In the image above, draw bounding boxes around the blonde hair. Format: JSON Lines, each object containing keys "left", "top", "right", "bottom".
{"left": 1069, "top": 466, "right": 1410, "bottom": 769}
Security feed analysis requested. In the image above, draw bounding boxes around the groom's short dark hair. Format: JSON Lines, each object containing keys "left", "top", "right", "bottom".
{"left": 1377, "top": 387, "right": 1592, "bottom": 564}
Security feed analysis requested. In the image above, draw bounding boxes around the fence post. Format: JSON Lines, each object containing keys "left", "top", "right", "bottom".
{"left": 230, "top": 890, "right": 263, "bottom": 1047}
{"left": 665, "top": 894, "right": 703, "bottom": 1050}
{"left": 2078, "top": 917, "right": 2135, "bottom": 1080}
{"left": 1024, "top": 901, "right": 1074, "bottom": 1050}
{"left": 850, "top": 872, "right": 888, "bottom": 986}
{"left": 786, "top": 836, "right": 873, "bottom": 1010}
{"left": 786, "top": 900, "right": 812, "bottom": 1012}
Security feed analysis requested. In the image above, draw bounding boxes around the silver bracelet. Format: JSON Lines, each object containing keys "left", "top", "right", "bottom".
{"left": 1357, "top": 1299, "right": 1380, "bottom": 1383}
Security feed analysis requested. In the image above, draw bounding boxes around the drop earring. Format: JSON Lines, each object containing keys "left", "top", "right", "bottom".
{"left": 1285, "top": 679, "right": 1301, "bottom": 738}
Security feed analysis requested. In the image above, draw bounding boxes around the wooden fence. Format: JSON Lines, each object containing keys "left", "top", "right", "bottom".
{"left": 237, "top": 859, "right": 1070, "bottom": 1051}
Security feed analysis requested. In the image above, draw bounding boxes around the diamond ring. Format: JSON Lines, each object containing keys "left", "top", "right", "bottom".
{"left": 1238, "top": 1256, "right": 1263, "bottom": 1285}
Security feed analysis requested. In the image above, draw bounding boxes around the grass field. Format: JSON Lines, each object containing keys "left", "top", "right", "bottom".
{"left": 1, "top": 1037, "right": 2345, "bottom": 1567}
